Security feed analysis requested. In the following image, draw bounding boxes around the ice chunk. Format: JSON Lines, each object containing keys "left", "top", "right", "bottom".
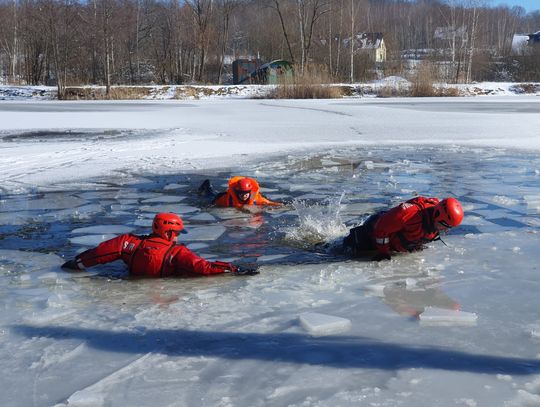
{"left": 364, "top": 284, "right": 386, "bottom": 297}
{"left": 71, "top": 225, "right": 134, "bottom": 235}
{"left": 222, "top": 217, "right": 263, "bottom": 229}
{"left": 419, "top": 307, "right": 478, "bottom": 326}
{"left": 0, "top": 211, "right": 34, "bottom": 225}
{"left": 189, "top": 213, "right": 216, "bottom": 222}
{"left": 133, "top": 218, "right": 153, "bottom": 227}
{"left": 181, "top": 226, "right": 226, "bottom": 241}
{"left": 213, "top": 208, "right": 253, "bottom": 220}
{"left": 257, "top": 254, "right": 288, "bottom": 262}
{"left": 299, "top": 312, "right": 352, "bottom": 336}
{"left": 141, "top": 196, "right": 185, "bottom": 203}
{"left": 186, "top": 243, "right": 209, "bottom": 251}
{"left": 140, "top": 204, "right": 199, "bottom": 214}
{"left": 163, "top": 183, "right": 188, "bottom": 190}
{"left": 0, "top": 249, "right": 64, "bottom": 270}
{"left": 69, "top": 234, "right": 118, "bottom": 246}
{"left": 43, "top": 204, "right": 104, "bottom": 220}
{"left": 0, "top": 195, "right": 87, "bottom": 212}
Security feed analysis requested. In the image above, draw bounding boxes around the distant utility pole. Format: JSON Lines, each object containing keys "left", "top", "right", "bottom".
{"left": 350, "top": 0, "right": 355, "bottom": 83}
{"left": 12, "top": 0, "right": 18, "bottom": 83}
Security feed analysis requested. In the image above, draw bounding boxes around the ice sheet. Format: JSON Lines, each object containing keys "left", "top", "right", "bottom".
{"left": 68, "top": 234, "right": 119, "bottom": 246}
{"left": 299, "top": 312, "right": 352, "bottom": 336}
{"left": 181, "top": 225, "right": 226, "bottom": 241}
{"left": 419, "top": 307, "right": 478, "bottom": 326}
{"left": 71, "top": 225, "right": 134, "bottom": 235}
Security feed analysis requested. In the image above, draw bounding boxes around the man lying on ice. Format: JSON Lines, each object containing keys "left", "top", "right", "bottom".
{"left": 342, "top": 196, "right": 464, "bottom": 261}
{"left": 61, "top": 212, "right": 259, "bottom": 277}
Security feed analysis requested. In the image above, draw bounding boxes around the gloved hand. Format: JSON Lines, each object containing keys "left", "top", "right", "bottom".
{"left": 232, "top": 263, "right": 260, "bottom": 276}
{"left": 371, "top": 252, "right": 391, "bottom": 262}
{"left": 61, "top": 259, "right": 84, "bottom": 271}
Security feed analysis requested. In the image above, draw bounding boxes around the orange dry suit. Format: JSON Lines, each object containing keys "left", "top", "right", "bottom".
{"left": 75, "top": 233, "right": 234, "bottom": 278}
{"left": 213, "top": 176, "right": 281, "bottom": 208}
{"left": 343, "top": 196, "right": 441, "bottom": 257}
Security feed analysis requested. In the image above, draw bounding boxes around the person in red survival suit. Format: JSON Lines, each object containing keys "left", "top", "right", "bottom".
{"left": 342, "top": 197, "right": 464, "bottom": 261}
{"left": 199, "top": 176, "right": 282, "bottom": 208}
{"left": 61, "top": 212, "right": 259, "bottom": 277}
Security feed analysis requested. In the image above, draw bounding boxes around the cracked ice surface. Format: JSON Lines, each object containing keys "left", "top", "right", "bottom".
{"left": 1, "top": 98, "right": 540, "bottom": 406}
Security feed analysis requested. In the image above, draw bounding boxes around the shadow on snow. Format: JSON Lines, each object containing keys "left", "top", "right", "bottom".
{"left": 13, "top": 324, "right": 540, "bottom": 375}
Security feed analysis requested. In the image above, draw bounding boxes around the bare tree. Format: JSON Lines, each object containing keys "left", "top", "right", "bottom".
{"left": 269, "top": 0, "right": 295, "bottom": 64}
{"left": 185, "top": 0, "right": 214, "bottom": 82}
{"left": 296, "top": 0, "right": 329, "bottom": 74}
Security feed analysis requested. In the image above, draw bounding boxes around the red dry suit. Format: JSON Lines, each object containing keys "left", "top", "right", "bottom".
{"left": 373, "top": 196, "right": 441, "bottom": 255}
{"left": 76, "top": 233, "right": 234, "bottom": 278}
{"left": 213, "top": 176, "right": 281, "bottom": 208}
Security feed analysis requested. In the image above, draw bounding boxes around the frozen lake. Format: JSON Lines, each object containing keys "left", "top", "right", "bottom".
{"left": 2, "top": 142, "right": 540, "bottom": 406}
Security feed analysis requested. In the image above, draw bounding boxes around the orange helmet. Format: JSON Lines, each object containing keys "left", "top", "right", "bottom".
{"left": 433, "top": 198, "right": 464, "bottom": 228}
{"left": 235, "top": 178, "right": 253, "bottom": 193}
{"left": 152, "top": 213, "right": 184, "bottom": 241}
{"left": 234, "top": 178, "right": 253, "bottom": 203}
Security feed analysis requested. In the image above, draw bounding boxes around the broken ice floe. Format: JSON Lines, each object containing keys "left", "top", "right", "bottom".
{"left": 140, "top": 204, "right": 199, "bottom": 214}
{"left": 132, "top": 218, "right": 153, "bottom": 227}
{"left": 419, "top": 307, "right": 478, "bottom": 326}
{"left": 257, "top": 254, "right": 289, "bottom": 263}
{"left": 299, "top": 312, "right": 352, "bottom": 336}
{"left": 163, "top": 183, "right": 189, "bottom": 190}
{"left": 71, "top": 225, "right": 134, "bottom": 235}
{"left": 188, "top": 213, "right": 216, "bottom": 222}
{"left": 364, "top": 284, "right": 386, "bottom": 297}
{"left": 140, "top": 196, "right": 185, "bottom": 204}
{"left": 181, "top": 225, "right": 226, "bottom": 241}
{"left": 69, "top": 234, "right": 118, "bottom": 246}
{"left": 186, "top": 242, "right": 209, "bottom": 251}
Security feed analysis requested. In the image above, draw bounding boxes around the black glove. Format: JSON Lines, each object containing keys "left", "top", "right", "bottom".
{"left": 371, "top": 252, "right": 391, "bottom": 262}
{"left": 61, "top": 259, "right": 84, "bottom": 271}
{"left": 232, "top": 263, "right": 260, "bottom": 276}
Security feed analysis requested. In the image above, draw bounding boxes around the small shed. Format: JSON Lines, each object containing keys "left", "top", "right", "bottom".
{"left": 232, "top": 59, "right": 262, "bottom": 85}
{"left": 238, "top": 60, "right": 294, "bottom": 85}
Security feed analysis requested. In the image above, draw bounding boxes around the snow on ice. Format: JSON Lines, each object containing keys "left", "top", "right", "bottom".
{"left": 1, "top": 97, "right": 540, "bottom": 406}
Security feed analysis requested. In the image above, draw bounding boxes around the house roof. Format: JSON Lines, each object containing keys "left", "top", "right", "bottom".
{"left": 344, "top": 32, "right": 384, "bottom": 49}
{"left": 528, "top": 31, "right": 540, "bottom": 43}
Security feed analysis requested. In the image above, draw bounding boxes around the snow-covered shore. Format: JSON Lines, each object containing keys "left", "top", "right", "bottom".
{"left": 1, "top": 80, "right": 540, "bottom": 101}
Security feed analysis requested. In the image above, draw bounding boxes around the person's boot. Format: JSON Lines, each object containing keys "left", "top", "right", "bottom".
{"left": 198, "top": 179, "right": 214, "bottom": 196}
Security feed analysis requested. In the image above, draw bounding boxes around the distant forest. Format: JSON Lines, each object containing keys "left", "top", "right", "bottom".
{"left": 1, "top": 0, "right": 539, "bottom": 95}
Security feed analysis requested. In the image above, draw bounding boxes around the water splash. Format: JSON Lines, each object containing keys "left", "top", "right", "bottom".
{"left": 282, "top": 193, "right": 348, "bottom": 249}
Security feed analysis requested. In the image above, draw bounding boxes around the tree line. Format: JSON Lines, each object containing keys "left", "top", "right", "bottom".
{"left": 1, "top": 0, "right": 540, "bottom": 96}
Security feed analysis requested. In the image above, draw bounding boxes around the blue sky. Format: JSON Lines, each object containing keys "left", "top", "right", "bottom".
{"left": 492, "top": 0, "right": 539, "bottom": 12}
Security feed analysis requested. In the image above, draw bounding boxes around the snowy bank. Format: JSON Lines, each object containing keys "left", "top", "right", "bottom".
{"left": 2, "top": 81, "right": 540, "bottom": 101}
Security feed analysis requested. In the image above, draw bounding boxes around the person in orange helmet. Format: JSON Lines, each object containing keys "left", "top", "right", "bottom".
{"left": 343, "top": 196, "right": 464, "bottom": 261}
{"left": 61, "top": 212, "right": 259, "bottom": 277}
{"left": 199, "top": 176, "right": 282, "bottom": 208}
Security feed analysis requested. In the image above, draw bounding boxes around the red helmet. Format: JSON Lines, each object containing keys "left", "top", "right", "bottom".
{"left": 235, "top": 178, "right": 253, "bottom": 193}
{"left": 152, "top": 212, "right": 184, "bottom": 241}
{"left": 433, "top": 198, "right": 464, "bottom": 228}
